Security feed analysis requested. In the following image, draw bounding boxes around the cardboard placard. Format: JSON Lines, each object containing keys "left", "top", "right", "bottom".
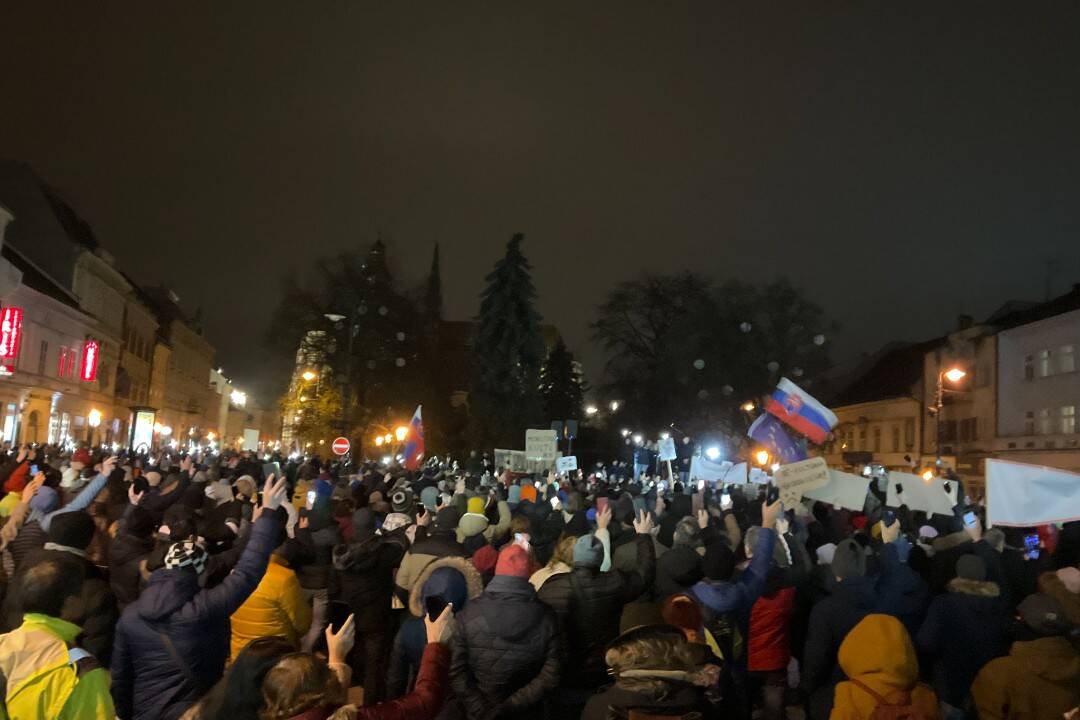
{"left": 803, "top": 469, "right": 871, "bottom": 512}
{"left": 887, "top": 471, "right": 956, "bottom": 517}
{"left": 556, "top": 455, "right": 578, "bottom": 474}
{"left": 773, "top": 457, "right": 829, "bottom": 506}
{"left": 658, "top": 437, "right": 677, "bottom": 461}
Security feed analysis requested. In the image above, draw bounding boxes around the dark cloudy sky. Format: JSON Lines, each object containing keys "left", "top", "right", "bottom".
{"left": 3, "top": 3, "right": 1080, "bottom": 397}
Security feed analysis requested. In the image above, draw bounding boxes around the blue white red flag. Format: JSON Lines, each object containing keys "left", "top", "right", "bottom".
{"left": 765, "top": 378, "right": 837, "bottom": 445}
{"left": 403, "top": 405, "right": 425, "bottom": 470}
{"left": 747, "top": 413, "right": 808, "bottom": 464}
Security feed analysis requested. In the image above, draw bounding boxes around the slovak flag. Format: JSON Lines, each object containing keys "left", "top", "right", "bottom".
{"left": 765, "top": 378, "right": 838, "bottom": 445}
{"left": 403, "top": 405, "right": 425, "bottom": 470}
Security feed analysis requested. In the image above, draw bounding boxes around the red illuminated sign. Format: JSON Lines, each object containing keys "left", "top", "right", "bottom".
{"left": 0, "top": 307, "right": 22, "bottom": 359}
{"left": 81, "top": 340, "right": 99, "bottom": 382}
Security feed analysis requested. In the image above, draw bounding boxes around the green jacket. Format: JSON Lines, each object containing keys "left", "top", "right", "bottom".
{"left": 0, "top": 613, "right": 114, "bottom": 720}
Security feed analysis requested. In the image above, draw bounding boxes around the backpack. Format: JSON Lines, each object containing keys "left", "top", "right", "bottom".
{"left": 849, "top": 679, "right": 931, "bottom": 720}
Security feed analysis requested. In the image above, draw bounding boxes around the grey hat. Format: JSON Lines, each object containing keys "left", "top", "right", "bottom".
{"left": 573, "top": 534, "right": 604, "bottom": 569}
{"left": 672, "top": 517, "right": 701, "bottom": 549}
{"left": 830, "top": 538, "right": 867, "bottom": 580}
{"left": 1018, "top": 593, "right": 1070, "bottom": 636}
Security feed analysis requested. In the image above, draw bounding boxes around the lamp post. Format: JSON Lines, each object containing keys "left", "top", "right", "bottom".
{"left": 934, "top": 366, "right": 967, "bottom": 468}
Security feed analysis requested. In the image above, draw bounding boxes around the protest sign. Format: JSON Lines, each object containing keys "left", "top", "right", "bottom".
{"left": 556, "top": 455, "right": 578, "bottom": 474}
{"left": 691, "top": 456, "right": 748, "bottom": 483}
{"left": 748, "top": 414, "right": 808, "bottom": 464}
{"left": 658, "top": 437, "right": 677, "bottom": 461}
{"left": 803, "top": 469, "right": 872, "bottom": 511}
{"left": 986, "top": 458, "right": 1080, "bottom": 527}
{"left": 494, "top": 448, "right": 527, "bottom": 472}
{"left": 773, "top": 457, "right": 829, "bottom": 506}
{"left": 887, "top": 472, "right": 956, "bottom": 517}
{"left": 243, "top": 428, "right": 259, "bottom": 452}
{"left": 749, "top": 467, "right": 771, "bottom": 484}
{"left": 525, "top": 429, "right": 559, "bottom": 462}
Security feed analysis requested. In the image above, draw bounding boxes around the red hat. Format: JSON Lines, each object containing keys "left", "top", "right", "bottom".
{"left": 851, "top": 515, "right": 868, "bottom": 531}
{"left": 72, "top": 448, "right": 92, "bottom": 465}
{"left": 471, "top": 545, "right": 498, "bottom": 576}
{"left": 495, "top": 544, "right": 531, "bottom": 579}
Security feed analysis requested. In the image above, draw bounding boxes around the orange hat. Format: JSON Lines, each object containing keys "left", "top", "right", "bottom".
{"left": 519, "top": 484, "right": 538, "bottom": 504}
{"left": 495, "top": 545, "right": 532, "bottom": 578}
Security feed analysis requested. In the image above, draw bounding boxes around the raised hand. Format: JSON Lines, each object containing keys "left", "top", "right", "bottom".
{"left": 633, "top": 508, "right": 654, "bottom": 535}
{"left": 761, "top": 499, "right": 783, "bottom": 530}
{"left": 21, "top": 473, "right": 45, "bottom": 504}
{"left": 128, "top": 484, "right": 144, "bottom": 506}
{"left": 425, "top": 603, "right": 454, "bottom": 644}
{"left": 697, "top": 508, "right": 709, "bottom": 530}
{"left": 101, "top": 455, "right": 117, "bottom": 478}
{"left": 260, "top": 474, "right": 288, "bottom": 511}
{"left": 16, "top": 445, "right": 27, "bottom": 463}
{"left": 325, "top": 613, "right": 356, "bottom": 665}
{"left": 596, "top": 505, "right": 612, "bottom": 530}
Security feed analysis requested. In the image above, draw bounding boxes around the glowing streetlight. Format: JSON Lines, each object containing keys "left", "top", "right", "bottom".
{"left": 374, "top": 436, "right": 384, "bottom": 446}
{"left": 395, "top": 426, "right": 409, "bottom": 442}
{"left": 632, "top": 433, "right": 643, "bottom": 445}
{"left": 207, "top": 431, "right": 215, "bottom": 441}
{"left": 301, "top": 370, "right": 316, "bottom": 382}
{"left": 705, "top": 446, "right": 721, "bottom": 460}
{"left": 230, "top": 390, "right": 247, "bottom": 407}
{"left": 153, "top": 422, "right": 162, "bottom": 434}
{"left": 585, "top": 405, "right": 598, "bottom": 416}
{"left": 621, "top": 429, "right": 631, "bottom": 437}
{"left": 87, "top": 409, "right": 102, "bottom": 428}
{"left": 609, "top": 401, "right": 620, "bottom": 412}
{"left": 944, "top": 367, "right": 966, "bottom": 383}
{"left": 660, "top": 431, "right": 670, "bottom": 440}
{"left": 740, "top": 402, "right": 755, "bottom": 412}
{"left": 755, "top": 449, "right": 771, "bottom": 466}
{"left": 160, "top": 425, "right": 173, "bottom": 437}
{"left": 300, "top": 395, "right": 308, "bottom": 402}
{"left": 922, "top": 469, "right": 934, "bottom": 482}
{"left": 771, "top": 463, "right": 781, "bottom": 472}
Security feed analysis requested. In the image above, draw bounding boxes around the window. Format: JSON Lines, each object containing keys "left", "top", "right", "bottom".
{"left": 891, "top": 425, "right": 900, "bottom": 452}
{"left": 960, "top": 417, "right": 978, "bottom": 442}
{"left": 904, "top": 418, "right": 915, "bottom": 449}
{"left": 1061, "top": 345, "right": 1076, "bottom": 374}
{"left": 873, "top": 427, "right": 881, "bottom": 452}
{"left": 1024, "top": 411, "right": 1035, "bottom": 435}
{"left": 38, "top": 341, "right": 48, "bottom": 375}
{"left": 1039, "top": 408, "right": 1053, "bottom": 435}
{"left": 1062, "top": 406, "right": 1077, "bottom": 435}
{"left": 1024, "top": 355, "right": 1035, "bottom": 380}
{"left": 1039, "top": 349, "right": 1052, "bottom": 378}
{"left": 858, "top": 427, "right": 867, "bottom": 451}
{"left": 941, "top": 419, "right": 958, "bottom": 442}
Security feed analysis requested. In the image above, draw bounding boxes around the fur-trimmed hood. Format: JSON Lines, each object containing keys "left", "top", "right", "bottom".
{"left": 947, "top": 577, "right": 1000, "bottom": 598}
{"left": 407, "top": 554, "right": 484, "bottom": 617}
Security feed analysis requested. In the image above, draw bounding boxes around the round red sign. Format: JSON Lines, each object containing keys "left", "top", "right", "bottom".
{"left": 331, "top": 437, "right": 350, "bottom": 456}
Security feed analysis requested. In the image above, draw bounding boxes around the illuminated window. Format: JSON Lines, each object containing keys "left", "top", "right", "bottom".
{"left": 1039, "top": 349, "right": 1052, "bottom": 378}
{"left": 1061, "top": 345, "right": 1076, "bottom": 374}
{"left": 1062, "top": 406, "right": 1076, "bottom": 435}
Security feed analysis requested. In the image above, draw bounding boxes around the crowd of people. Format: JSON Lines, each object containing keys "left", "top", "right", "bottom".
{"left": 0, "top": 442, "right": 1077, "bottom": 720}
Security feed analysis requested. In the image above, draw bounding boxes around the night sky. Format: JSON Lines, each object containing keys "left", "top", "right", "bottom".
{"left": 3, "top": 4, "right": 1080, "bottom": 398}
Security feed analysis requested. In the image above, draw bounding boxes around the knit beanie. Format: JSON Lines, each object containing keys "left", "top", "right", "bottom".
{"left": 507, "top": 485, "right": 522, "bottom": 507}
{"left": 421, "top": 486, "right": 440, "bottom": 512}
{"left": 1058, "top": 566, "right": 1080, "bottom": 595}
{"left": 391, "top": 487, "right": 414, "bottom": 514}
{"left": 434, "top": 506, "right": 461, "bottom": 531}
{"left": 165, "top": 541, "right": 208, "bottom": 574}
{"left": 495, "top": 545, "right": 531, "bottom": 578}
{"left": 702, "top": 542, "right": 736, "bottom": 581}
{"left": 466, "top": 496, "right": 486, "bottom": 515}
{"left": 472, "top": 544, "right": 499, "bottom": 576}
{"left": 831, "top": 539, "right": 867, "bottom": 580}
{"left": 233, "top": 475, "right": 256, "bottom": 501}
{"left": 1018, "top": 593, "right": 1069, "bottom": 636}
{"left": 29, "top": 486, "right": 59, "bottom": 514}
{"left": 573, "top": 534, "right": 604, "bottom": 569}
{"left": 956, "top": 554, "right": 986, "bottom": 582}
{"left": 519, "top": 484, "right": 537, "bottom": 504}
{"left": 47, "top": 511, "right": 96, "bottom": 550}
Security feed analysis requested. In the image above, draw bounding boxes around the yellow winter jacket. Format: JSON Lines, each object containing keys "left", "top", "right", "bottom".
{"left": 0, "top": 613, "right": 114, "bottom": 720}
{"left": 230, "top": 554, "right": 312, "bottom": 660}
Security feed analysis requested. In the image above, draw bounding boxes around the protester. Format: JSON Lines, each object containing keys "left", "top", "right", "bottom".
{"left": 181, "top": 636, "right": 295, "bottom": 720}
{"left": 111, "top": 475, "right": 289, "bottom": 720}
{"left": 972, "top": 593, "right": 1080, "bottom": 720}
{"left": 230, "top": 538, "right": 312, "bottom": 661}
{"left": 450, "top": 544, "right": 561, "bottom": 720}
{"left": 0, "top": 554, "right": 115, "bottom": 719}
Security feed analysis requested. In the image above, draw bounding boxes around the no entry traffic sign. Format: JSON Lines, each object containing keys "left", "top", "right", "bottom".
{"left": 331, "top": 437, "right": 350, "bottom": 456}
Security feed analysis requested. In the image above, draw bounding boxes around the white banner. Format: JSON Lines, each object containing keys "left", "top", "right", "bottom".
{"left": 887, "top": 471, "right": 956, "bottom": 517}
{"left": 986, "top": 458, "right": 1080, "bottom": 527}
{"left": 803, "top": 469, "right": 871, "bottom": 512}
{"left": 690, "top": 456, "right": 747, "bottom": 483}
{"left": 658, "top": 437, "right": 677, "bottom": 461}
{"left": 556, "top": 455, "right": 578, "bottom": 474}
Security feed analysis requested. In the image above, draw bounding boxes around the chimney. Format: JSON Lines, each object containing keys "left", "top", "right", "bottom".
{"left": 957, "top": 314, "right": 974, "bottom": 330}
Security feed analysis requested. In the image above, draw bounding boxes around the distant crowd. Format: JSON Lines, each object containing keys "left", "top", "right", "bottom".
{"left": 0, "top": 443, "right": 1077, "bottom": 720}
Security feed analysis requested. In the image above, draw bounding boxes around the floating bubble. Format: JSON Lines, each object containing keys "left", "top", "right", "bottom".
{"left": 792, "top": 367, "right": 804, "bottom": 377}
{"left": 740, "top": 322, "right": 752, "bottom": 333}
{"left": 813, "top": 334, "right": 826, "bottom": 346}
{"left": 378, "top": 306, "right": 389, "bottom": 316}
{"left": 358, "top": 305, "right": 368, "bottom": 315}
{"left": 396, "top": 332, "right": 406, "bottom": 341}
{"left": 767, "top": 360, "right": 780, "bottom": 372}
{"left": 697, "top": 389, "right": 710, "bottom": 400}
{"left": 721, "top": 385, "right": 734, "bottom": 396}
{"left": 395, "top": 357, "right": 406, "bottom": 367}
{"left": 693, "top": 359, "right": 705, "bottom": 370}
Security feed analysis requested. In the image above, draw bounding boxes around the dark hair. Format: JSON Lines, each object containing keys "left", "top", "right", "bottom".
{"left": 18, "top": 556, "right": 85, "bottom": 617}
{"left": 199, "top": 637, "right": 296, "bottom": 720}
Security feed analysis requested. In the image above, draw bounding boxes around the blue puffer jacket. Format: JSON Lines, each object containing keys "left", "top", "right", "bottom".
{"left": 110, "top": 513, "right": 280, "bottom": 720}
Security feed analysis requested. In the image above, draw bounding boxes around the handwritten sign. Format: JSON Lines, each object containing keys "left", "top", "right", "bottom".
{"left": 556, "top": 455, "right": 578, "bottom": 474}
{"left": 773, "top": 457, "right": 829, "bottom": 506}
{"left": 658, "top": 437, "right": 677, "bottom": 461}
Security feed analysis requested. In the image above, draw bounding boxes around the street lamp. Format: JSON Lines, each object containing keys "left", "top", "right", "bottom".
{"left": 705, "top": 446, "right": 721, "bottom": 460}
{"left": 301, "top": 370, "right": 316, "bottom": 382}
{"left": 395, "top": 426, "right": 409, "bottom": 442}
{"left": 755, "top": 449, "right": 770, "bottom": 466}
{"left": 585, "top": 405, "right": 598, "bottom": 416}
{"left": 632, "top": 433, "right": 643, "bottom": 445}
{"left": 609, "top": 401, "right": 620, "bottom": 412}
{"left": 934, "top": 365, "right": 967, "bottom": 467}
{"left": 375, "top": 436, "right": 384, "bottom": 447}
{"left": 741, "top": 402, "right": 755, "bottom": 412}
{"left": 87, "top": 408, "right": 101, "bottom": 444}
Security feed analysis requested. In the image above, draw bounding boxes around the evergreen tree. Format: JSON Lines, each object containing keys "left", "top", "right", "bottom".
{"left": 471, "top": 233, "right": 545, "bottom": 447}
{"left": 423, "top": 243, "right": 443, "bottom": 322}
{"left": 539, "top": 338, "right": 586, "bottom": 421}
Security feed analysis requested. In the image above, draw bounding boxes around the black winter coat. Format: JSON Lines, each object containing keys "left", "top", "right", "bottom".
{"left": 581, "top": 684, "right": 711, "bottom": 720}
{"left": 915, "top": 577, "right": 1009, "bottom": 707}
{"left": 543, "top": 535, "right": 655, "bottom": 689}
{"left": 294, "top": 522, "right": 340, "bottom": 590}
{"left": 450, "top": 575, "right": 560, "bottom": 720}
{"left": 109, "top": 531, "right": 155, "bottom": 609}
{"left": 655, "top": 545, "right": 704, "bottom": 600}
{"left": 332, "top": 534, "right": 406, "bottom": 633}
{"left": 110, "top": 513, "right": 279, "bottom": 720}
